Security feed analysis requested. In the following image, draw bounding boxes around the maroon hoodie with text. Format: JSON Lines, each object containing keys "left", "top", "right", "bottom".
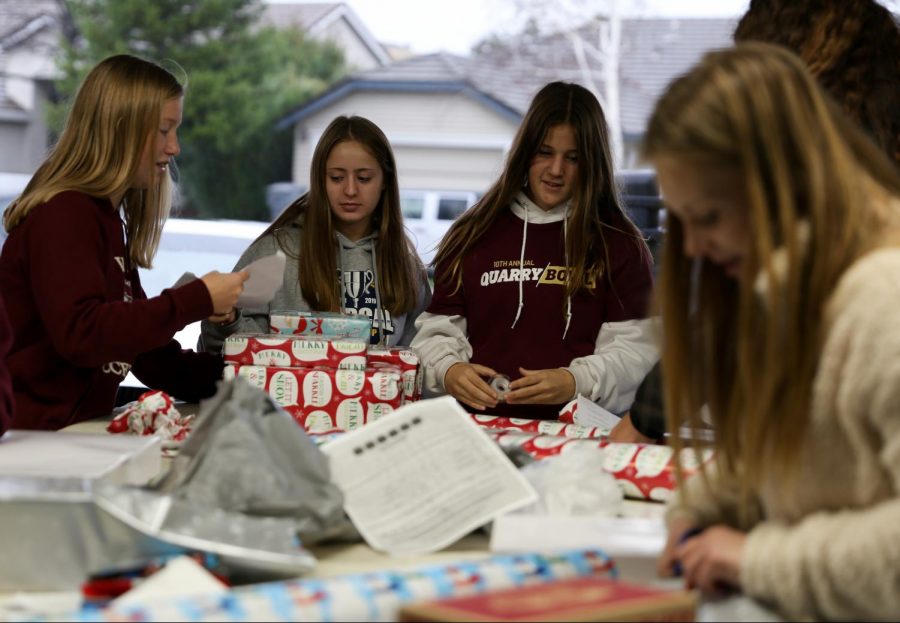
{"left": 0, "top": 191, "right": 224, "bottom": 430}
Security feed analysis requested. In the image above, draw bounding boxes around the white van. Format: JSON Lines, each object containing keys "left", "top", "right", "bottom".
{"left": 400, "top": 189, "right": 480, "bottom": 266}
{"left": 0, "top": 172, "right": 32, "bottom": 248}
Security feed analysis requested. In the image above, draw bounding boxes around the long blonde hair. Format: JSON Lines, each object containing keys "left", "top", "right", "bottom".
{"left": 434, "top": 81, "right": 648, "bottom": 299}
{"left": 263, "top": 116, "right": 421, "bottom": 315}
{"left": 643, "top": 43, "right": 900, "bottom": 513}
{"left": 4, "top": 54, "right": 184, "bottom": 268}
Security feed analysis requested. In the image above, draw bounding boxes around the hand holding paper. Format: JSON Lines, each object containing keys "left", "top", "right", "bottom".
{"left": 235, "top": 251, "right": 286, "bottom": 309}
{"left": 172, "top": 252, "right": 286, "bottom": 311}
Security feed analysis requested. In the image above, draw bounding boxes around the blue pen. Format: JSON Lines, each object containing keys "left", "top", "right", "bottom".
{"left": 671, "top": 526, "right": 704, "bottom": 577}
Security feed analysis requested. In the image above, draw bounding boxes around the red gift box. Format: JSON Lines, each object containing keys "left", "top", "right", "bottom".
{"left": 223, "top": 333, "right": 367, "bottom": 370}
{"left": 471, "top": 414, "right": 607, "bottom": 439}
{"left": 486, "top": 430, "right": 714, "bottom": 502}
{"left": 224, "top": 364, "right": 402, "bottom": 432}
{"left": 398, "top": 576, "right": 697, "bottom": 622}
{"left": 367, "top": 346, "right": 422, "bottom": 402}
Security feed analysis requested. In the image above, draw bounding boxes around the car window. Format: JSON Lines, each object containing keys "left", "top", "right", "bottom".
{"left": 437, "top": 198, "right": 468, "bottom": 221}
{"left": 400, "top": 196, "right": 425, "bottom": 220}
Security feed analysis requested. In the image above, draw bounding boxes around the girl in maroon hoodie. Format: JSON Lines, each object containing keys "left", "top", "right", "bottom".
{"left": 0, "top": 54, "right": 247, "bottom": 430}
{"left": 412, "top": 82, "right": 657, "bottom": 420}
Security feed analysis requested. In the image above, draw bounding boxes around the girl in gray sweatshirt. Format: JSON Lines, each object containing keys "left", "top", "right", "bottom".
{"left": 200, "top": 116, "right": 430, "bottom": 353}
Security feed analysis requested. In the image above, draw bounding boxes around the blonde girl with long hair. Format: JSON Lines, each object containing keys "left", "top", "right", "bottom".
{"left": 412, "top": 81, "right": 656, "bottom": 420}
{"left": 646, "top": 44, "right": 900, "bottom": 620}
{"left": 199, "top": 115, "right": 430, "bottom": 352}
{"left": 0, "top": 54, "right": 247, "bottom": 430}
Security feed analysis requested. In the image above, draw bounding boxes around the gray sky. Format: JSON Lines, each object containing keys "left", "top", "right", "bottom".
{"left": 339, "top": 0, "right": 752, "bottom": 54}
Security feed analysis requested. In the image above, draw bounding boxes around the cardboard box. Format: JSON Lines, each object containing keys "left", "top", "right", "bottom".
{"left": 398, "top": 576, "right": 696, "bottom": 622}
{"left": 0, "top": 430, "right": 162, "bottom": 485}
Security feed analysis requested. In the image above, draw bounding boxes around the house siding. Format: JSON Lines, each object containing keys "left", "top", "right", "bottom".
{"left": 291, "top": 90, "right": 516, "bottom": 192}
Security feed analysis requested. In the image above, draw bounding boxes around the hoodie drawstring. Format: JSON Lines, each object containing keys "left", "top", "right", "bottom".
{"left": 562, "top": 214, "right": 572, "bottom": 340}
{"left": 510, "top": 201, "right": 529, "bottom": 330}
{"left": 370, "top": 243, "right": 387, "bottom": 346}
{"left": 510, "top": 196, "right": 573, "bottom": 339}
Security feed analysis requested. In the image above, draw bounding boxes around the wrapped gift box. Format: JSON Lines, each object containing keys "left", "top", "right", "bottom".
{"left": 368, "top": 346, "right": 422, "bottom": 402}
{"left": 223, "top": 333, "right": 367, "bottom": 370}
{"left": 398, "top": 576, "right": 696, "bottom": 622}
{"left": 269, "top": 310, "right": 372, "bottom": 341}
{"left": 471, "top": 414, "right": 607, "bottom": 439}
{"left": 487, "top": 430, "right": 714, "bottom": 502}
{"left": 224, "top": 364, "right": 403, "bottom": 432}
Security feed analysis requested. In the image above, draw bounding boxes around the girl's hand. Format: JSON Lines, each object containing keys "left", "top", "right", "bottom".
{"left": 676, "top": 525, "right": 746, "bottom": 594}
{"left": 444, "top": 362, "right": 499, "bottom": 411}
{"left": 505, "top": 367, "right": 576, "bottom": 404}
{"left": 609, "top": 412, "right": 656, "bottom": 443}
{"left": 657, "top": 517, "right": 698, "bottom": 578}
{"left": 208, "top": 308, "right": 237, "bottom": 325}
{"left": 200, "top": 270, "right": 249, "bottom": 315}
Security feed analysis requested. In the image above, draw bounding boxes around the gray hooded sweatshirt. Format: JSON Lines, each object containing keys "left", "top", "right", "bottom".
{"left": 199, "top": 216, "right": 431, "bottom": 354}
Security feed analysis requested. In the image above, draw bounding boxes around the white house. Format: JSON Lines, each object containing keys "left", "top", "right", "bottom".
{"left": 0, "top": 0, "right": 68, "bottom": 175}
{"left": 259, "top": 2, "right": 390, "bottom": 71}
{"left": 277, "top": 17, "right": 738, "bottom": 196}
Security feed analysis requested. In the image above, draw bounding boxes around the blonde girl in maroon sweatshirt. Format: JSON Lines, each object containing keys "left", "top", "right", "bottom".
{"left": 0, "top": 54, "right": 247, "bottom": 430}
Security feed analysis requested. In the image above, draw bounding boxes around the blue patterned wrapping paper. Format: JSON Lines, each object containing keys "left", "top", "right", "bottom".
{"left": 63, "top": 549, "right": 616, "bottom": 622}
{"left": 269, "top": 311, "right": 373, "bottom": 341}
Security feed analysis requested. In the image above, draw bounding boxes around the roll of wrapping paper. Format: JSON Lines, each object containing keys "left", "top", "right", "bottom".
{"left": 71, "top": 549, "right": 615, "bottom": 622}
{"left": 471, "top": 414, "right": 607, "bottom": 439}
{"left": 486, "top": 430, "right": 715, "bottom": 503}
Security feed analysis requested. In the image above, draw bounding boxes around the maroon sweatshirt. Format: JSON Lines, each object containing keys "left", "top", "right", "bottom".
{"left": 428, "top": 208, "right": 652, "bottom": 419}
{"left": 0, "top": 292, "right": 13, "bottom": 435}
{"left": 0, "top": 191, "right": 224, "bottom": 430}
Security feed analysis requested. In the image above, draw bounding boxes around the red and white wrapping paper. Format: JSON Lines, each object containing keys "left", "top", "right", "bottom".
{"left": 367, "top": 346, "right": 422, "bottom": 402}
{"left": 223, "top": 333, "right": 367, "bottom": 370}
{"left": 224, "top": 364, "right": 402, "bottom": 432}
{"left": 486, "top": 430, "right": 714, "bottom": 502}
{"left": 106, "top": 390, "right": 193, "bottom": 442}
{"left": 471, "top": 414, "right": 607, "bottom": 439}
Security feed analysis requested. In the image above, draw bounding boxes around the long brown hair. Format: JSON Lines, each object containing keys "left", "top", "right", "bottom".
{"left": 734, "top": 0, "right": 900, "bottom": 165}
{"left": 434, "top": 81, "right": 648, "bottom": 299}
{"left": 643, "top": 43, "right": 900, "bottom": 514}
{"left": 4, "top": 54, "right": 184, "bottom": 268}
{"left": 264, "top": 115, "right": 420, "bottom": 314}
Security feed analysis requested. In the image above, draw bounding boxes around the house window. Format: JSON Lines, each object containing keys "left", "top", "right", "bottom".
{"left": 437, "top": 198, "right": 468, "bottom": 221}
{"left": 400, "top": 196, "right": 425, "bottom": 220}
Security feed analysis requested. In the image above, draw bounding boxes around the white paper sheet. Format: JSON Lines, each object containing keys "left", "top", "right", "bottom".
{"left": 170, "top": 252, "right": 285, "bottom": 309}
{"left": 321, "top": 396, "right": 537, "bottom": 556}
{"left": 236, "top": 251, "right": 286, "bottom": 308}
{"left": 567, "top": 395, "right": 622, "bottom": 431}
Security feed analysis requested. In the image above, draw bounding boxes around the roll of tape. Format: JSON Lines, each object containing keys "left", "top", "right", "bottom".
{"left": 490, "top": 374, "right": 511, "bottom": 399}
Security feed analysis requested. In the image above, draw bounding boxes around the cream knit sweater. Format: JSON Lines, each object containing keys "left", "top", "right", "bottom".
{"left": 667, "top": 247, "right": 900, "bottom": 621}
